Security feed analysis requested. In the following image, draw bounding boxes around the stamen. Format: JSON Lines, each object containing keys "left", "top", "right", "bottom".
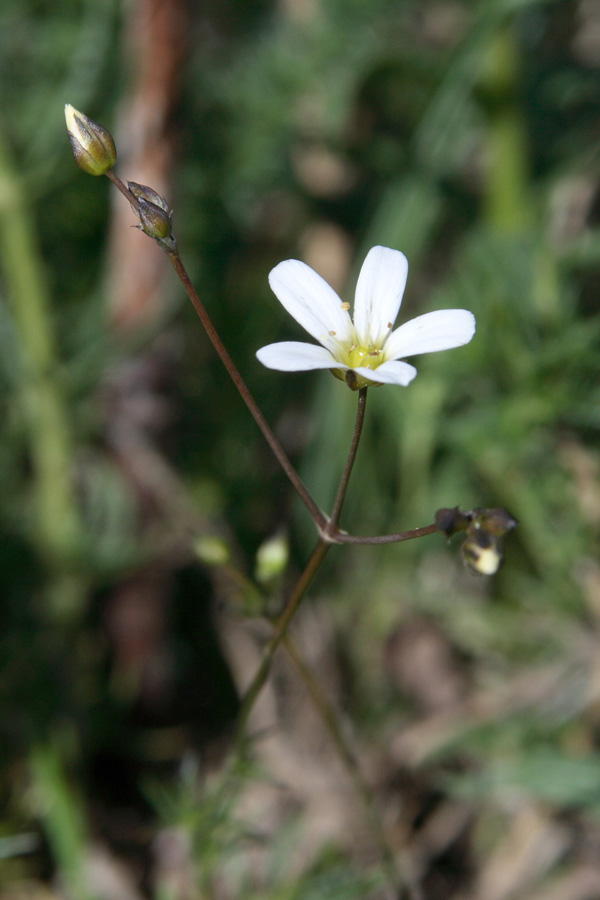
{"left": 341, "top": 302, "right": 350, "bottom": 310}
{"left": 329, "top": 330, "right": 336, "bottom": 336}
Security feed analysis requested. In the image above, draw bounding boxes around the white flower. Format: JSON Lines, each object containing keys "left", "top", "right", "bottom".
{"left": 256, "top": 246, "right": 476, "bottom": 390}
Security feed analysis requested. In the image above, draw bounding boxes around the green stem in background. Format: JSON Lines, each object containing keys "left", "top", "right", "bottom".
{"left": 479, "top": 25, "right": 531, "bottom": 234}
{"left": 0, "top": 129, "right": 83, "bottom": 618}
{"left": 106, "top": 171, "right": 327, "bottom": 532}
{"left": 31, "top": 744, "right": 93, "bottom": 900}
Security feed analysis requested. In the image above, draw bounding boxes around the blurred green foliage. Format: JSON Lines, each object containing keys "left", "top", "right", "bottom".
{"left": 2, "top": 0, "right": 600, "bottom": 896}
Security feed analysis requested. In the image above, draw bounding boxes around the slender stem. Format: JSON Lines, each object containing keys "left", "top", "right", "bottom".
{"left": 169, "top": 252, "right": 326, "bottom": 528}
{"left": 283, "top": 634, "right": 415, "bottom": 900}
{"left": 327, "top": 387, "right": 368, "bottom": 531}
{"left": 233, "top": 538, "right": 330, "bottom": 754}
{"left": 330, "top": 522, "right": 438, "bottom": 545}
{"left": 106, "top": 171, "right": 326, "bottom": 530}
{"left": 106, "top": 170, "right": 134, "bottom": 203}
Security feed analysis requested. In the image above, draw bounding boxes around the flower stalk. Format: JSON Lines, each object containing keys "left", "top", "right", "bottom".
{"left": 327, "top": 387, "right": 368, "bottom": 532}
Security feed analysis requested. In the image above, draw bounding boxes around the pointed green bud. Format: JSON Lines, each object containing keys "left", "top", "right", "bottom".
{"left": 127, "top": 181, "right": 176, "bottom": 251}
{"left": 64, "top": 104, "right": 117, "bottom": 176}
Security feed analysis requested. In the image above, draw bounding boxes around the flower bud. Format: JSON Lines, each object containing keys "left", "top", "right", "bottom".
{"left": 127, "top": 182, "right": 176, "bottom": 250}
{"left": 64, "top": 104, "right": 116, "bottom": 176}
{"left": 255, "top": 533, "right": 289, "bottom": 583}
{"left": 128, "top": 182, "right": 169, "bottom": 212}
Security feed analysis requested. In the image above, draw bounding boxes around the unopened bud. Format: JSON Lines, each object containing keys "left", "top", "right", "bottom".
{"left": 128, "top": 182, "right": 169, "bottom": 212}
{"left": 255, "top": 533, "right": 289, "bottom": 583}
{"left": 64, "top": 104, "right": 116, "bottom": 176}
{"left": 128, "top": 182, "right": 176, "bottom": 250}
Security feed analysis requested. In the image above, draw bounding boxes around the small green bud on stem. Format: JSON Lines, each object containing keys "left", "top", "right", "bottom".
{"left": 127, "top": 181, "right": 176, "bottom": 251}
{"left": 64, "top": 104, "right": 117, "bottom": 176}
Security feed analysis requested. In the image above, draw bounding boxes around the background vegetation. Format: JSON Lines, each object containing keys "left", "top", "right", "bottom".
{"left": 1, "top": 0, "right": 600, "bottom": 897}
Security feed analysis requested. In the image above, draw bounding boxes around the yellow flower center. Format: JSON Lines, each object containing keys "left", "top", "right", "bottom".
{"left": 344, "top": 343, "right": 383, "bottom": 370}
{"left": 329, "top": 335, "right": 388, "bottom": 389}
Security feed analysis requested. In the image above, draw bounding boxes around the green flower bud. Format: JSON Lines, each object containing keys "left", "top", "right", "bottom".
{"left": 255, "top": 533, "right": 289, "bottom": 583}
{"left": 127, "top": 182, "right": 176, "bottom": 250}
{"left": 64, "top": 104, "right": 116, "bottom": 176}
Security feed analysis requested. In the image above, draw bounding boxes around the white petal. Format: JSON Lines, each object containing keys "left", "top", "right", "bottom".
{"left": 354, "top": 360, "right": 417, "bottom": 386}
{"left": 256, "top": 341, "right": 338, "bottom": 372}
{"left": 268, "top": 259, "right": 353, "bottom": 353}
{"left": 384, "top": 309, "right": 475, "bottom": 361}
{"left": 353, "top": 246, "right": 408, "bottom": 347}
